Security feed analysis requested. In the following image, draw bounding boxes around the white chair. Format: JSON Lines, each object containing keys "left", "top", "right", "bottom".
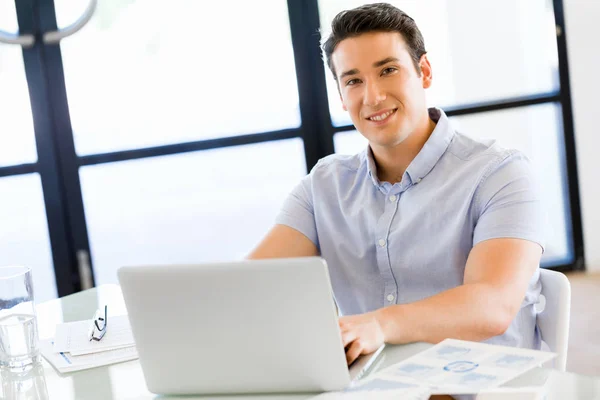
{"left": 535, "top": 268, "right": 571, "bottom": 372}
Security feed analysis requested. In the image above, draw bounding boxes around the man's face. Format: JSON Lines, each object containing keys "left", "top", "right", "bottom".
{"left": 332, "top": 32, "right": 432, "bottom": 148}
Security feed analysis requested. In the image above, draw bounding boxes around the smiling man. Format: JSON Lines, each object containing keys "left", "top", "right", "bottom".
{"left": 248, "top": 3, "right": 545, "bottom": 366}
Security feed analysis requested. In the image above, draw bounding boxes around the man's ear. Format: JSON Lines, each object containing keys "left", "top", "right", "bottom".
{"left": 341, "top": 96, "right": 347, "bottom": 111}
{"left": 419, "top": 54, "right": 433, "bottom": 89}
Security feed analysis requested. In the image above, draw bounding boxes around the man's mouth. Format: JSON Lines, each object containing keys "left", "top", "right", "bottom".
{"left": 367, "top": 108, "right": 398, "bottom": 122}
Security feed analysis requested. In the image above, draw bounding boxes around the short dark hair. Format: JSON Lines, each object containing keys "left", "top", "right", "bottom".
{"left": 322, "top": 3, "right": 427, "bottom": 79}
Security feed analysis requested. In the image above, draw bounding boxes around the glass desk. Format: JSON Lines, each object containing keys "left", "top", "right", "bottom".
{"left": 1, "top": 284, "right": 599, "bottom": 399}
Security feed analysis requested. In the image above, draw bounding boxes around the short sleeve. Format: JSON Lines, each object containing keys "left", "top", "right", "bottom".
{"left": 472, "top": 152, "right": 546, "bottom": 252}
{"left": 275, "top": 173, "right": 319, "bottom": 249}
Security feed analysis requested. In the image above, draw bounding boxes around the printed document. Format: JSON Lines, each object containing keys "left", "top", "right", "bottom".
{"left": 376, "top": 339, "right": 556, "bottom": 393}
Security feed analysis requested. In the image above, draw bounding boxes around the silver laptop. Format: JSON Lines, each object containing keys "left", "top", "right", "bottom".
{"left": 117, "top": 257, "right": 384, "bottom": 395}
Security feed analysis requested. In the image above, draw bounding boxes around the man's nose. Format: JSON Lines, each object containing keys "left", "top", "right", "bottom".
{"left": 363, "top": 81, "right": 386, "bottom": 106}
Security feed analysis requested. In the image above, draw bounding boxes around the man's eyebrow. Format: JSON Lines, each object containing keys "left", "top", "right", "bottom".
{"left": 373, "top": 57, "right": 400, "bottom": 68}
{"left": 339, "top": 68, "right": 359, "bottom": 80}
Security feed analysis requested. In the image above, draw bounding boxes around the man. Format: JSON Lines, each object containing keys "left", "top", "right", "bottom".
{"left": 248, "top": 3, "right": 545, "bottom": 366}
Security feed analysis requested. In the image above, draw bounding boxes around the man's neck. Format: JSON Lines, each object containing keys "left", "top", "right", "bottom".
{"left": 371, "top": 112, "right": 437, "bottom": 184}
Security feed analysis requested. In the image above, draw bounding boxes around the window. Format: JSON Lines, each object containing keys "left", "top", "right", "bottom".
{"left": 80, "top": 140, "right": 306, "bottom": 285}
{"left": 0, "top": 2, "right": 37, "bottom": 167}
{"left": 54, "top": 0, "right": 301, "bottom": 155}
{"left": 0, "top": 0, "right": 582, "bottom": 297}
{"left": 0, "top": 175, "right": 56, "bottom": 302}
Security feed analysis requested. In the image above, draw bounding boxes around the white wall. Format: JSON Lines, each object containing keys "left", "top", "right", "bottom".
{"left": 564, "top": 0, "right": 600, "bottom": 271}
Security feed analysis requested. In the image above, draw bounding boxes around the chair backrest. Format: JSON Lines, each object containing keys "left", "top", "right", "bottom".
{"left": 536, "top": 268, "right": 571, "bottom": 371}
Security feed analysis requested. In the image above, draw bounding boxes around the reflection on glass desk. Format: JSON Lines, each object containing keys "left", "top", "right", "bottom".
{"left": 1, "top": 284, "right": 597, "bottom": 400}
{"left": 0, "top": 361, "right": 49, "bottom": 400}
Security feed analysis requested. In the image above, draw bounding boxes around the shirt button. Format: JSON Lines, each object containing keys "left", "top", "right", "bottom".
{"left": 389, "top": 195, "right": 397, "bottom": 202}
{"left": 387, "top": 294, "right": 395, "bottom": 302}
{"left": 378, "top": 239, "right": 386, "bottom": 247}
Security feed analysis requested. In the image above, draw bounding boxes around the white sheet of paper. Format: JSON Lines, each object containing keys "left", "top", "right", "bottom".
{"left": 309, "top": 376, "right": 430, "bottom": 400}
{"left": 474, "top": 387, "right": 546, "bottom": 400}
{"left": 377, "top": 339, "right": 556, "bottom": 394}
{"left": 40, "top": 339, "right": 138, "bottom": 373}
{"left": 53, "top": 315, "right": 135, "bottom": 355}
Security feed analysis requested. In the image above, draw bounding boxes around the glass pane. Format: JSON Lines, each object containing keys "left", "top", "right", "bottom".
{"left": 0, "top": 2, "right": 37, "bottom": 167}
{"left": 334, "top": 104, "right": 572, "bottom": 266}
{"left": 319, "top": 0, "right": 559, "bottom": 126}
{"left": 80, "top": 139, "right": 307, "bottom": 285}
{"left": 451, "top": 104, "right": 571, "bottom": 266}
{"left": 0, "top": 174, "right": 57, "bottom": 302}
{"left": 55, "top": 0, "right": 301, "bottom": 155}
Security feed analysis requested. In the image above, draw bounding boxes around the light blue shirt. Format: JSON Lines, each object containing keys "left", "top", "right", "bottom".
{"left": 276, "top": 108, "right": 545, "bottom": 350}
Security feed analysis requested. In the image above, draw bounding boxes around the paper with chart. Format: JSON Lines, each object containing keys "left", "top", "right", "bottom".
{"left": 53, "top": 315, "right": 135, "bottom": 355}
{"left": 309, "top": 376, "right": 430, "bottom": 400}
{"left": 376, "top": 338, "right": 556, "bottom": 393}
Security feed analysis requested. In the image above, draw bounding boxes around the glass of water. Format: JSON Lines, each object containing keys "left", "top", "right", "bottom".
{"left": 0, "top": 266, "right": 40, "bottom": 369}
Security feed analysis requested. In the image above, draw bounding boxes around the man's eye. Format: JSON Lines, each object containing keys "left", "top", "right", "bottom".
{"left": 346, "top": 79, "right": 360, "bottom": 86}
{"left": 382, "top": 67, "right": 397, "bottom": 75}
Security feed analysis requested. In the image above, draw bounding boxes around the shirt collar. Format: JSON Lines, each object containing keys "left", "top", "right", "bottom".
{"left": 363, "top": 107, "right": 455, "bottom": 189}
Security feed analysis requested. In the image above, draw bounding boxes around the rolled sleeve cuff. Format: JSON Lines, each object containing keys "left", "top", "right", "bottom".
{"left": 473, "top": 231, "right": 545, "bottom": 254}
{"left": 275, "top": 212, "right": 319, "bottom": 250}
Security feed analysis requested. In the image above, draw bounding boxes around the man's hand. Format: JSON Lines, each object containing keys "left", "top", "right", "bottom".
{"left": 339, "top": 312, "right": 385, "bottom": 365}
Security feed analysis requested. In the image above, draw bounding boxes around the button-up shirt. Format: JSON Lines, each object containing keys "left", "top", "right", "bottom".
{"left": 276, "top": 108, "right": 545, "bottom": 349}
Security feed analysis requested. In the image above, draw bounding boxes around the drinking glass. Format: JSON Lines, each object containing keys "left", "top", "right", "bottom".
{"left": 0, "top": 266, "right": 40, "bottom": 369}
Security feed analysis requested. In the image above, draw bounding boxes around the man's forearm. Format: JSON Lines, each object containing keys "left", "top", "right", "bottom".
{"left": 374, "top": 283, "right": 514, "bottom": 344}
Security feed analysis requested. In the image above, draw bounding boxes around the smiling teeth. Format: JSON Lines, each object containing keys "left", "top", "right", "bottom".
{"left": 370, "top": 110, "right": 394, "bottom": 121}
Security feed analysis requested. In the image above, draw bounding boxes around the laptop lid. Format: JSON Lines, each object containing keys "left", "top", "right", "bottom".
{"left": 118, "top": 257, "right": 357, "bottom": 395}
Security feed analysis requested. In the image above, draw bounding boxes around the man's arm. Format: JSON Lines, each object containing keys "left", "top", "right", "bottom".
{"left": 247, "top": 224, "right": 319, "bottom": 259}
{"left": 341, "top": 238, "right": 541, "bottom": 364}
{"left": 377, "top": 237, "right": 541, "bottom": 343}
